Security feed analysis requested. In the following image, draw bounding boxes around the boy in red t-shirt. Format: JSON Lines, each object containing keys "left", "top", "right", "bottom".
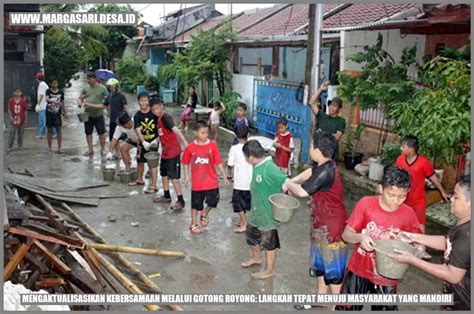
{"left": 182, "top": 121, "right": 229, "bottom": 234}
{"left": 273, "top": 117, "right": 295, "bottom": 176}
{"left": 395, "top": 135, "right": 449, "bottom": 232}
{"left": 7, "top": 88, "right": 28, "bottom": 152}
{"left": 336, "top": 166, "right": 422, "bottom": 311}
{"left": 150, "top": 98, "right": 188, "bottom": 211}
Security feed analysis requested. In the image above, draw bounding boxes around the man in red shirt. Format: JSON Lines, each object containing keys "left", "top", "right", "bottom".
{"left": 7, "top": 88, "right": 28, "bottom": 152}
{"left": 395, "top": 135, "right": 449, "bottom": 232}
{"left": 336, "top": 166, "right": 422, "bottom": 311}
{"left": 182, "top": 121, "right": 229, "bottom": 234}
{"left": 150, "top": 98, "right": 188, "bottom": 211}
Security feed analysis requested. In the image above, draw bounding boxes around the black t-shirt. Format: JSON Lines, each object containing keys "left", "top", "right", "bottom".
{"left": 442, "top": 221, "right": 471, "bottom": 311}
{"left": 104, "top": 91, "right": 127, "bottom": 122}
{"left": 301, "top": 161, "right": 335, "bottom": 195}
{"left": 187, "top": 93, "right": 198, "bottom": 109}
{"left": 45, "top": 89, "right": 64, "bottom": 114}
{"left": 134, "top": 110, "right": 158, "bottom": 142}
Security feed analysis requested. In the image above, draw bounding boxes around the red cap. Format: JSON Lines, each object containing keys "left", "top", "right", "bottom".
{"left": 35, "top": 72, "right": 45, "bottom": 79}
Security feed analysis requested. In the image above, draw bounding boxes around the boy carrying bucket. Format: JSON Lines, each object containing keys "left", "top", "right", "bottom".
{"left": 241, "top": 140, "right": 289, "bottom": 279}
{"left": 336, "top": 166, "right": 422, "bottom": 311}
{"left": 390, "top": 175, "right": 471, "bottom": 311}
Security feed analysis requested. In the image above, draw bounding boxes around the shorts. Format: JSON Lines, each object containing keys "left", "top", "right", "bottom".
{"left": 335, "top": 271, "right": 398, "bottom": 311}
{"left": 125, "top": 139, "right": 138, "bottom": 147}
{"left": 109, "top": 121, "right": 117, "bottom": 141}
{"left": 246, "top": 224, "right": 280, "bottom": 251}
{"left": 84, "top": 116, "right": 106, "bottom": 135}
{"left": 309, "top": 240, "right": 347, "bottom": 285}
{"left": 191, "top": 188, "right": 219, "bottom": 211}
{"left": 46, "top": 111, "right": 61, "bottom": 130}
{"left": 160, "top": 155, "right": 181, "bottom": 180}
{"left": 180, "top": 106, "right": 194, "bottom": 122}
{"left": 136, "top": 144, "right": 158, "bottom": 164}
{"left": 232, "top": 189, "right": 251, "bottom": 213}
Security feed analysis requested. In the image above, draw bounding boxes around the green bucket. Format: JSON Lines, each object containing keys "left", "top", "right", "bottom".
{"left": 102, "top": 168, "right": 115, "bottom": 181}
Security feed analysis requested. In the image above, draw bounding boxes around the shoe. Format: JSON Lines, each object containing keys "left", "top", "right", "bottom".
{"left": 153, "top": 196, "right": 172, "bottom": 203}
{"left": 200, "top": 214, "right": 209, "bottom": 228}
{"left": 189, "top": 223, "right": 202, "bottom": 234}
{"left": 170, "top": 202, "right": 184, "bottom": 211}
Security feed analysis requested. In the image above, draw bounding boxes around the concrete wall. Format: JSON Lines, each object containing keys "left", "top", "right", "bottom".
{"left": 340, "top": 29, "right": 426, "bottom": 79}
{"left": 232, "top": 73, "right": 264, "bottom": 120}
{"left": 278, "top": 46, "right": 307, "bottom": 81}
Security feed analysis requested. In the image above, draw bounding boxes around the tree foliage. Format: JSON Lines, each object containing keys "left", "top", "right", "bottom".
{"left": 116, "top": 57, "right": 145, "bottom": 93}
{"left": 389, "top": 57, "right": 470, "bottom": 165}
{"left": 158, "top": 22, "right": 237, "bottom": 97}
{"left": 44, "top": 26, "right": 81, "bottom": 88}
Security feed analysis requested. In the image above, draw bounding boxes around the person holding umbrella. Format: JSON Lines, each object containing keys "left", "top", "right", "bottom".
{"left": 104, "top": 78, "right": 128, "bottom": 159}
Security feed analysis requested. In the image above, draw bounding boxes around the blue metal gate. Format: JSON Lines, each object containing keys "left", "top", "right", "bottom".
{"left": 253, "top": 79, "right": 311, "bottom": 164}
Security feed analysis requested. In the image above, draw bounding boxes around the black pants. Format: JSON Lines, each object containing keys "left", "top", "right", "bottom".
{"left": 335, "top": 271, "right": 398, "bottom": 311}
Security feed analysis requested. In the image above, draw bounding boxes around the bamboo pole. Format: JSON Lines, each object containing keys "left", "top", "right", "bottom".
{"left": 60, "top": 202, "right": 183, "bottom": 311}
{"left": 74, "top": 232, "right": 160, "bottom": 312}
{"left": 88, "top": 243, "right": 185, "bottom": 258}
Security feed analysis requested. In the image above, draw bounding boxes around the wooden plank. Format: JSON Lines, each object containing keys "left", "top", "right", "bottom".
{"left": 36, "top": 277, "right": 65, "bottom": 289}
{"left": 24, "top": 252, "right": 50, "bottom": 274}
{"left": 25, "top": 222, "right": 84, "bottom": 247}
{"left": 67, "top": 249, "right": 97, "bottom": 281}
{"left": 4, "top": 242, "right": 32, "bottom": 281}
{"left": 35, "top": 195, "right": 66, "bottom": 233}
{"left": 32, "top": 240, "right": 72, "bottom": 275}
{"left": 7, "top": 226, "right": 84, "bottom": 249}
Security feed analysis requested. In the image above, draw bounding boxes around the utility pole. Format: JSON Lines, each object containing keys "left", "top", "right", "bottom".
{"left": 305, "top": 4, "right": 323, "bottom": 99}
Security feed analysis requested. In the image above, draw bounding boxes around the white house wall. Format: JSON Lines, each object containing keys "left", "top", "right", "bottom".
{"left": 340, "top": 29, "right": 426, "bottom": 79}
{"left": 232, "top": 73, "right": 264, "bottom": 120}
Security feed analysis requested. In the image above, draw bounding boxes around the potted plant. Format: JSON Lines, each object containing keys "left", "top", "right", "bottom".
{"left": 369, "top": 142, "right": 401, "bottom": 181}
{"left": 342, "top": 124, "right": 366, "bottom": 170}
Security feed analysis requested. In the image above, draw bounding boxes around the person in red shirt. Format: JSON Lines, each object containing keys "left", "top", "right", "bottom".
{"left": 395, "top": 135, "right": 449, "bottom": 232}
{"left": 150, "top": 98, "right": 188, "bottom": 211}
{"left": 7, "top": 88, "right": 28, "bottom": 152}
{"left": 273, "top": 117, "right": 295, "bottom": 176}
{"left": 336, "top": 166, "right": 422, "bottom": 311}
{"left": 182, "top": 121, "right": 229, "bottom": 234}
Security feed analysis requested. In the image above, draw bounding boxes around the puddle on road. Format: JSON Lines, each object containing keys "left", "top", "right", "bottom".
{"left": 64, "top": 157, "right": 82, "bottom": 163}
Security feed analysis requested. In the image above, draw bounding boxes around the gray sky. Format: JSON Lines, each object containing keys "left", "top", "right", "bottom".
{"left": 130, "top": 3, "right": 276, "bottom": 26}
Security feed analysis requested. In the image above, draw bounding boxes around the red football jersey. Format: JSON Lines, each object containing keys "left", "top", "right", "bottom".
{"left": 8, "top": 97, "right": 28, "bottom": 126}
{"left": 157, "top": 112, "right": 181, "bottom": 159}
{"left": 274, "top": 131, "right": 294, "bottom": 168}
{"left": 182, "top": 140, "right": 222, "bottom": 191}
{"left": 395, "top": 154, "right": 435, "bottom": 224}
{"left": 346, "top": 196, "right": 422, "bottom": 287}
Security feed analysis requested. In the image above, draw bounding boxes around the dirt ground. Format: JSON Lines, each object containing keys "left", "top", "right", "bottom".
{"left": 3, "top": 73, "right": 448, "bottom": 311}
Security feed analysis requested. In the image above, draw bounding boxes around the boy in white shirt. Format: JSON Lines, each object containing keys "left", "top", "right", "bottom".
{"left": 228, "top": 125, "right": 253, "bottom": 233}
{"left": 105, "top": 112, "right": 139, "bottom": 171}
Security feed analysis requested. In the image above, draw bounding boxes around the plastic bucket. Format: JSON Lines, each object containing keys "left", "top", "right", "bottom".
{"left": 102, "top": 168, "right": 115, "bottom": 181}
{"left": 130, "top": 168, "right": 138, "bottom": 181}
{"left": 77, "top": 112, "right": 89, "bottom": 123}
{"left": 374, "top": 239, "right": 417, "bottom": 279}
{"left": 118, "top": 170, "right": 133, "bottom": 183}
{"left": 144, "top": 152, "right": 160, "bottom": 168}
{"left": 269, "top": 194, "right": 300, "bottom": 223}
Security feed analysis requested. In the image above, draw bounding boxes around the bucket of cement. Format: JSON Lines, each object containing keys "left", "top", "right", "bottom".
{"left": 118, "top": 170, "right": 133, "bottom": 183}
{"left": 102, "top": 168, "right": 115, "bottom": 181}
{"left": 374, "top": 239, "right": 417, "bottom": 279}
{"left": 77, "top": 112, "right": 89, "bottom": 123}
{"left": 144, "top": 152, "right": 160, "bottom": 168}
{"left": 269, "top": 193, "right": 300, "bottom": 223}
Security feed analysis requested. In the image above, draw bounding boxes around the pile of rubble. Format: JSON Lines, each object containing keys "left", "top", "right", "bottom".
{"left": 4, "top": 172, "right": 184, "bottom": 311}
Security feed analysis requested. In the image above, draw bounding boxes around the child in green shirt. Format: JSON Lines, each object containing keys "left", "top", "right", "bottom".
{"left": 241, "top": 140, "right": 289, "bottom": 279}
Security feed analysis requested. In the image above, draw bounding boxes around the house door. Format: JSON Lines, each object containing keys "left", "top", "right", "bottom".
{"left": 4, "top": 61, "right": 39, "bottom": 112}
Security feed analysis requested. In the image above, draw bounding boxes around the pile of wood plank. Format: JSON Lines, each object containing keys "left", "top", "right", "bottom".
{"left": 4, "top": 176, "right": 184, "bottom": 311}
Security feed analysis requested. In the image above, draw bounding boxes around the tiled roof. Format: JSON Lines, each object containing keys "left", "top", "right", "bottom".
{"left": 324, "top": 4, "right": 418, "bottom": 28}
{"left": 173, "top": 15, "right": 229, "bottom": 43}
{"left": 240, "top": 4, "right": 338, "bottom": 36}
{"left": 226, "top": 5, "right": 286, "bottom": 33}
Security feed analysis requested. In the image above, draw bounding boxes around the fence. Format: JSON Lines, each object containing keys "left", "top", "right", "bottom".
{"left": 359, "top": 106, "right": 394, "bottom": 130}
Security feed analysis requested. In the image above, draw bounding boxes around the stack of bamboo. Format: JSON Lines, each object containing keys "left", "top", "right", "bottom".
{"left": 4, "top": 182, "right": 184, "bottom": 311}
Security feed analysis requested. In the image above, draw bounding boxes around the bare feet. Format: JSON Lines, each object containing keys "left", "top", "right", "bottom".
{"left": 233, "top": 224, "right": 247, "bottom": 233}
{"left": 241, "top": 258, "right": 261, "bottom": 268}
{"left": 251, "top": 269, "right": 275, "bottom": 279}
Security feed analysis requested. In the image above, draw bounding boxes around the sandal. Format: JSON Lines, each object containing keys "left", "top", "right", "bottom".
{"left": 128, "top": 181, "right": 145, "bottom": 187}
{"left": 233, "top": 225, "right": 247, "bottom": 233}
{"left": 200, "top": 214, "right": 209, "bottom": 227}
{"left": 189, "top": 223, "right": 202, "bottom": 235}
{"left": 144, "top": 188, "right": 158, "bottom": 194}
